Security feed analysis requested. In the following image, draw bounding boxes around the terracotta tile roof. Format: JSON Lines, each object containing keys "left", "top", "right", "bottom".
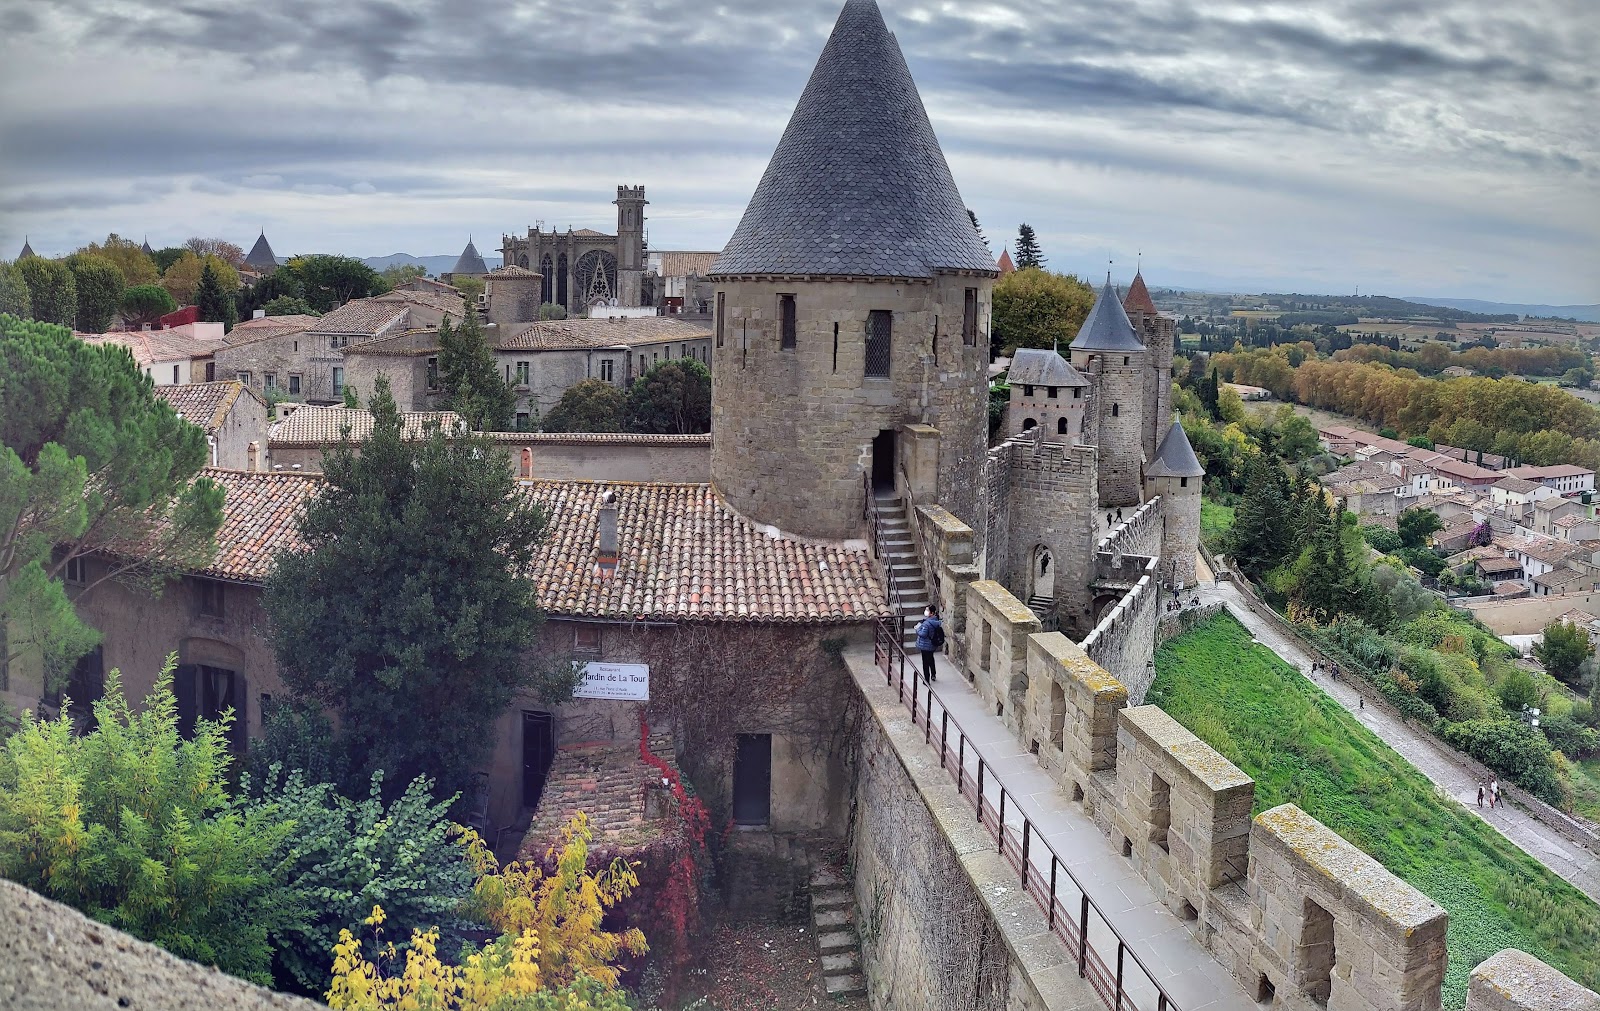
{"left": 154, "top": 381, "right": 253, "bottom": 432}
{"left": 195, "top": 469, "right": 320, "bottom": 582}
{"left": 487, "top": 264, "right": 541, "bottom": 278}
{"left": 184, "top": 474, "right": 886, "bottom": 622}
{"left": 519, "top": 736, "right": 681, "bottom": 858}
{"left": 309, "top": 298, "right": 411, "bottom": 336}
{"left": 225, "top": 314, "right": 321, "bottom": 346}
{"left": 80, "top": 329, "right": 228, "bottom": 365}
{"left": 1122, "top": 271, "right": 1158, "bottom": 315}
{"left": 525, "top": 481, "right": 886, "bottom": 622}
{"left": 655, "top": 251, "right": 720, "bottom": 278}
{"left": 996, "top": 249, "right": 1015, "bottom": 274}
{"left": 374, "top": 288, "right": 467, "bottom": 317}
{"left": 341, "top": 328, "right": 441, "bottom": 357}
{"left": 1510, "top": 464, "right": 1595, "bottom": 480}
{"left": 269, "top": 406, "right": 464, "bottom": 446}
{"left": 1493, "top": 476, "right": 1542, "bottom": 494}
{"left": 498, "top": 316, "right": 711, "bottom": 351}
{"left": 1475, "top": 556, "right": 1524, "bottom": 574}
{"left": 570, "top": 228, "right": 611, "bottom": 238}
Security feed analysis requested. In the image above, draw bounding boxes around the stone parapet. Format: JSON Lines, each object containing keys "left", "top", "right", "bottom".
{"left": 965, "top": 580, "right": 1043, "bottom": 737}
{"left": 1022, "top": 632, "right": 1126, "bottom": 799}
{"left": 1466, "top": 949, "right": 1600, "bottom": 1010}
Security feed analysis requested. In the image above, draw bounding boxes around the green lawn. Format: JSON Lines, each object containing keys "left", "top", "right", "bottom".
{"left": 1200, "top": 499, "right": 1234, "bottom": 554}
{"left": 1150, "top": 612, "right": 1600, "bottom": 1009}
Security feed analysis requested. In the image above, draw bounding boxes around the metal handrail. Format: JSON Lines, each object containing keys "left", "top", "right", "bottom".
{"left": 863, "top": 471, "right": 907, "bottom": 646}
{"left": 872, "top": 619, "right": 1182, "bottom": 1011}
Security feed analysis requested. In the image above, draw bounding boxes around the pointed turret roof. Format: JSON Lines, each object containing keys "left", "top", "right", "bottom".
{"left": 997, "top": 248, "right": 1016, "bottom": 274}
{"left": 451, "top": 237, "right": 489, "bottom": 276}
{"left": 140, "top": 236, "right": 154, "bottom": 256}
{"left": 1069, "top": 277, "right": 1144, "bottom": 353}
{"left": 18, "top": 236, "right": 35, "bottom": 259}
{"left": 708, "top": 0, "right": 993, "bottom": 279}
{"left": 1123, "top": 270, "right": 1157, "bottom": 315}
{"left": 1147, "top": 419, "right": 1205, "bottom": 479}
{"left": 243, "top": 231, "right": 277, "bottom": 270}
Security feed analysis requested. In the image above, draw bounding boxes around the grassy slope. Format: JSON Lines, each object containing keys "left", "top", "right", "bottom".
{"left": 1574, "top": 759, "right": 1600, "bottom": 825}
{"left": 1199, "top": 500, "right": 1234, "bottom": 554}
{"left": 1150, "top": 612, "right": 1600, "bottom": 1009}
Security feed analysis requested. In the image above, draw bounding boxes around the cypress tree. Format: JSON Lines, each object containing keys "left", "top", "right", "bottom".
{"left": 194, "top": 262, "right": 230, "bottom": 328}
{"left": 1014, "top": 224, "right": 1043, "bottom": 269}
{"left": 436, "top": 311, "right": 516, "bottom": 431}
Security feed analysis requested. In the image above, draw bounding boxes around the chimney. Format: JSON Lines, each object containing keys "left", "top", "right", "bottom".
{"left": 247, "top": 441, "right": 259, "bottom": 472}
{"left": 597, "top": 489, "right": 618, "bottom": 576}
{"left": 253, "top": 309, "right": 266, "bottom": 319}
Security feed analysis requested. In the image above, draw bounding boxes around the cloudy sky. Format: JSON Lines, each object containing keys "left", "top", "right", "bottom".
{"left": 1, "top": 0, "right": 1596, "bottom": 304}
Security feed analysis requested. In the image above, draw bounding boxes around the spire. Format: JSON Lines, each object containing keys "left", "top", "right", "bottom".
{"left": 243, "top": 230, "right": 278, "bottom": 270}
{"left": 1147, "top": 418, "right": 1205, "bottom": 479}
{"left": 1123, "top": 270, "right": 1157, "bottom": 316}
{"left": 140, "top": 235, "right": 153, "bottom": 256}
{"left": 451, "top": 238, "right": 489, "bottom": 275}
{"left": 997, "top": 248, "right": 1016, "bottom": 274}
{"left": 18, "top": 235, "right": 34, "bottom": 259}
{"left": 1069, "top": 276, "right": 1144, "bottom": 353}
{"left": 708, "top": 0, "right": 994, "bottom": 279}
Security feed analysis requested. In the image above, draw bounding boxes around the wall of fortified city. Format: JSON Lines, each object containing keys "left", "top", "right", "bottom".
{"left": 708, "top": 274, "right": 991, "bottom": 540}
{"left": 985, "top": 433, "right": 1098, "bottom": 633}
{"left": 1072, "top": 348, "right": 1145, "bottom": 507}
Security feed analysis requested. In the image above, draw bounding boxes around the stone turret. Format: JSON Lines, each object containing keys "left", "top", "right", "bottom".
{"left": 614, "top": 185, "right": 647, "bottom": 306}
{"left": 1124, "top": 270, "right": 1175, "bottom": 460}
{"left": 1144, "top": 417, "right": 1204, "bottom": 587}
{"left": 1070, "top": 278, "right": 1147, "bottom": 507}
{"left": 706, "top": 0, "right": 995, "bottom": 539}
{"left": 485, "top": 264, "right": 544, "bottom": 326}
{"left": 1006, "top": 348, "right": 1088, "bottom": 443}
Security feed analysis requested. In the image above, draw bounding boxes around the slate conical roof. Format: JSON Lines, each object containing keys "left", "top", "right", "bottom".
{"left": 708, "top": 0, "right": 993, "bottom": 279}
{"left": 1069, "top": 277, "right": 1145, "bottom": 352}
{"left": 18, "top": 236, "right": 35, "bottom": 259}
{"left": 1123, "top": 270, "right": 1157, "bottom": 315}
{"left": 452, "top": 238, "right": 489, "bottom": 275}
{"left": 1147, "top": 419, "right": 1205, "bottom": 478}
{"left": 243, "top": 231, "right": 277, "bottom": 270}
{"left": 140, "top": 237, "right": 154, "bottom": 255}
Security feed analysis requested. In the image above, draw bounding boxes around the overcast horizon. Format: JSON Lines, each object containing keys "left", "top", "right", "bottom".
{"left": 1, "top": 0, "right": 1596, "bottom": 305}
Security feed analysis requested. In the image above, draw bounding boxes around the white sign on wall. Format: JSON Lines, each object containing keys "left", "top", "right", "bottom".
{"left": 574, "top": 662, "right": 650, "bottom": 701}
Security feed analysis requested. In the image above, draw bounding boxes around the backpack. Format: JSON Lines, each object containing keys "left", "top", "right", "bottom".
{"left": 929, "top": 622, "right": 946, "bottom": 651}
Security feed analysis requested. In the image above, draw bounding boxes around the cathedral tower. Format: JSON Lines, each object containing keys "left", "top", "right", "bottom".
{"left": 1070, "top": 279, "right": 1147, "bottom": 507}
{"left": 706, "top": 0, "right": 996, "bottom": 540}
{"left": 614, "top": 185, "right": 647, "bottom": 306}
{"left": 1124, "top": 270, "right": 1175, "bottom": 461}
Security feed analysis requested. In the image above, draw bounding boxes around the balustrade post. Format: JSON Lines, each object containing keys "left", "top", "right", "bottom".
{"left": 1115, "top": 942, "right": 1125, "bottom": 1010}
{"left": 1048, "top": 856, "right": 1058, "bottom": 930}
{"left": 976, "top": 759, "right": 985, "bottom": 823}
{"left": 957, "top": 736, "right": 965, "bottom": 794}
{"left": 939, "top": 710, "right": 949, "bottom": 770}
{"left": 997, "top": 789, "right": 1007, "bottom": 853}
{"left": 1021, "top": 820, "right": 1031, "bottom": 889}
{"left": 1078, "top": 895, "right": 1089, "bottom": 978}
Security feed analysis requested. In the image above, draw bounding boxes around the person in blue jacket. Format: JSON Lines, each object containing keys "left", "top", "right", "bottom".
{"left": 914, "top": 606, "right": 945, "bottom": 684}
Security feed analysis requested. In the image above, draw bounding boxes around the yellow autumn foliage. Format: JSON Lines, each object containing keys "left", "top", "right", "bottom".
{"left": 326, "top": 812, "right": 646, "bottom": 1011}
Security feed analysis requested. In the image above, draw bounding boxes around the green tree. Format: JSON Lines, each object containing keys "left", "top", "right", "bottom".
{"left": 288, "top": 254, "right": 385, "bottom": 312}
{"left": 990, "top": 267, "right": 1095, "bottom": 355}
{"left": 1497, "top": 667, "right": 1541, "bottom": 714}
{"left": 194, "top": 261, "right": 238, "bottom": 330}
{"left": 1361, "top": 524, "right": 1403, "bottom": 554}
{"left": 1228, "top": 457, "right": 1293, "bottom": 575}
{"left": 0, "top": 659, "right": 293, "bottom": 985}
{"left": 453, "top": 275, "right": 486, "bottom": 303}
{"left": 1014, "top": 223, "right": 1043, "bottom": 269}
{"left": 74, "top": 234, "right": 159, "bottom": 287}
{"left": 150, "top": 247, "right": 188, "bottom": 273}
{"left": 543, "top": 379, "right": 627, "bottom": 433}
{"left": 437, "top": 312, "right": 515, "bottom": 432}
{"left": 262, "top": 376, "right": 578, "bottom": 807}
{"left": 1534, "top": 620, "right": 1593, "bottom": 688}
{"left": 0, "top": 261, "right": 31, "bottom": 318}
{"left": 16, "top": 257, "right": 76, "bottom": 326}
{"left": 262, "top": 294, "right": 320, "bottom": 317}
{"left": 162, "top": 252, "right": 239, "bottom": 305}
{"left": 120, "top": 283, "right": 178, "bottom": 327}
{"left": 343, "top": 384, "right": 360, "bottom": 408}
{"left": 63, "top": 253, "right": 127, "bottom": 333}
{"left": 1397, "top": 507, "right": 1444, "bottom": 549}
{"left": 625, "top": 358, "right": 711, "bottom": 434}
{"left": 379, "top": 263, "right": 428, "bottom": 287}
{"left": 1, "top": 317, "right": 224, "bottom": 683}
{"left": 538, "top": 301, "right": 568, "bottom": 321}
{"left": 250, "top": 766, "right": 473, "bottom": 991}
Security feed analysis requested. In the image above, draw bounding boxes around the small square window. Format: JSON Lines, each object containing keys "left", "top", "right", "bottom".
{"left": 237, "top": 371, "right": 252, "bottom": 386}
{"left": 600, "top": 359, "right": 614, "bottom": 382}
{"left": 516, "top": 411, "right": 531, "bottom": 431}
{"left": 64, "top": 555, "right": 87, "bottom": 585}
{"left": 573, "top": 624, "right": 601, "bottom": 655}
{"left": 1023, "top": 384, "right": 1035, "bottom": 397}
{"left": 197, "top": 580, "right": 225, "bottom": 619}
{"left": 264, "top": 372, "right": 277, "bottom": 390}
{"left": 1047, "top": 386, "right": 1058, "bottom": 398}
{"left": 516, "top": 361, "right": 530, "bottom": 386}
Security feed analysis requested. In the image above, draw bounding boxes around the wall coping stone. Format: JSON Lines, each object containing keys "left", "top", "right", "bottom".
{"left": 1469, "top": 949, "right": 1600, "bottom": 1010}
{"left": 1032, "top": 631, "right": 1128, "bottom": 699}
{"left": 1254, "top": 803, "right": 1447, "bottom": 936}
{"left": 919, "top": 502, "right": 975, "bottom": 538}
{"left": 1120, "top": 705, "right": 1253, "bottom": 793}
{"left": 971, "top": 578, "right": 1046, "bottom": 625}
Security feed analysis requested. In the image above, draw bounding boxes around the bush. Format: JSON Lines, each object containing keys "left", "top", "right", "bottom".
{"left": 1541, "top": 712, "right": 1600, "bottom": 759}
{"left": 1437, "top": 719, "right": 1565, "bottom": 805}
{"left": 1362, "top": 525, "right": 1403, "bottom": 553}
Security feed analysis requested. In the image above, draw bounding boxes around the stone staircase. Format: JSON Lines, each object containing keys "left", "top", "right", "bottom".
{"left": 873, "top": 493, "right": 929, "bottom": 649}
{"left": 810, "top": 863, "right": 866, "bottom": 999}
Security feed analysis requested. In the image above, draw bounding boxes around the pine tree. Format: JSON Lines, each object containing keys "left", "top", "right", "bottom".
{"left": 436, "top": 311, "right": 515, "bottom": 431}
{"left": 1014, "top": 224, "right": 1043, "bottom": 269}
{"left": 967, "top": 208, "right": 987, "bottom": 247}
{"left": 194, "top": 261, "right": 231, "bottom": 327}
{"left": 1228, "top": 457, "right": 1293, "bottom": 574}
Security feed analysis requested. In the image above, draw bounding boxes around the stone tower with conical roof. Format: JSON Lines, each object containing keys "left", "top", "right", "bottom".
{"left": 1144, "top": 418, "right": 1205, "bottom": 587}
{"left": 1124, "top": 269, "right": 1175, "bottom": 463}
{"left": 1069, "top": 278, "right": 1147, "bottom": 506}
{"left": 706, "top": 0, "right": 996, "bottom": 539}
{"left": 243, "top": 231, "right": 278, "bottom": 275}
{"left": 18, "top": 236, "right": 35, "bottom": 259}
{"left": 451, "top": 237, "right": 489, "bottom": 277}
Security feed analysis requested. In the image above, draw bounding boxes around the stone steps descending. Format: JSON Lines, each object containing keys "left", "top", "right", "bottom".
{"left": 810, "top": 863, "right": 866, "bottom": 1000}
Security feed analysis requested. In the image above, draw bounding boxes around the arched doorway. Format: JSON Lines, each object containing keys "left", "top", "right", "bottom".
{"left": 1032, "top": 545, "right": 1054, "bottom": 600}
{"left": 1021, "top": 418, "right": 1037, "bottom": 432}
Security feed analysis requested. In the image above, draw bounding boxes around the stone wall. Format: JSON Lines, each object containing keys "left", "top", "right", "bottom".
{"left": 214, "top": 327, "right": 334, "bottom": 404}
{"left": 963, "top": 580, "right": 1041, "bottom": 737}
{"left": 709, "top": 273, "right": 991, "bottom": 540}
{"left": 1466, "top": 949, "right": 1600, "bottom": 1010}
{"left": 983, "top": 433, "right": 1098, "bottom": 634}
{"left": 496, "top": 433, "right": 711, "bottom": 483}
{"left": 849, "top": 662, "right": 1101, "bottom": 1011}
{"left": 913, "top": 503, "right": 980, "bottom": 640}
{"left": 1095, "top": 496, "right": 1163, "bottom": 568}
{"left": 1071, "top": 347, "right": 1146, "bottom": 507}
{"left": 1146, "top": 474, "right": 1201, "bottom": 589}
{"left": 1081, "top": 556, "right": 1159, "bottom": 703}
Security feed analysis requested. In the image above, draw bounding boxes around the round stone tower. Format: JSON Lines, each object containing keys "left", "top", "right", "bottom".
{"left": 1143, "top": 418, "right": 1205, "bottom": 588}
{"left": 1124, "top": 270, "right": 1175, "bottom": 462}
{"left": 485, "top": 264, "right": 543, "bottom": 326}
{"left": 706, "top": 0, "right": 996, "bottom": 540}
{"left": 1070, "top": 278, "right": 1147, "bottom": 507}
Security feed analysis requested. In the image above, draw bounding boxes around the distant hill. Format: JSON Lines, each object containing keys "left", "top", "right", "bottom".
{"left": 1257, "top": 293, "right": 1518, "bottom": 323}
{"left": 1402, "top": 297, "right": 1600, "bottom": 323}
{"left": 361, "top": 252, "right": 503, "bottom": 276}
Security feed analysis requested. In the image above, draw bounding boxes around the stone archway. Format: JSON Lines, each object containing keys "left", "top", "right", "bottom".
{"left": 1031, "top": 545, "right": 1054, "bottom": 601}
{"left": 1021, "top": 417, "right": 1037, "bottom": 432}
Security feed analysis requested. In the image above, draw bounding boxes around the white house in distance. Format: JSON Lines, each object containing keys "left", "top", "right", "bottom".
{"left": 79, "top": 323, "right": 230, "bottom": 386}
{"left": 1508, "top": 464, "right": 1597, "bottom": 496}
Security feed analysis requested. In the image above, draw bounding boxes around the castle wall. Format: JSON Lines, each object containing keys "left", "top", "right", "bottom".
{"left": 1132, "top": 312, "right": 1176, "bottom": 461}
{"left": 985, "top": 434, "right": 1097, "bottom": 634}
{"left": 1073, "top": 348, "right": 1146, "bottom": 507}
{"left": 1081, "top": 556, "right": 1159, "bottom": 703}
{"left": 710, "top": 274, "right": 991, "bottom": 540}
{"left": 486, "top": 274, "right": 542, "bottom": 326}
{"left": 963, "top": 580, "right": 1041, "bottom": 738}
{"left": 1467, "top": 950, "right": 1600, "bottom": 1010}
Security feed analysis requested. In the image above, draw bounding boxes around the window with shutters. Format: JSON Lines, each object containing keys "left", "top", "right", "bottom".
{"left": 963, "top": 287, "right": 978, "bottom": 346}
{"left": 779, "top": 294, "right": 796, "bottom": 349}
{"left": 864, "top": 310, "right": 892, "bottom": 378}
{"left": 176, "top": 663, "right": 247, "bottom": 752}
{"left": 515, "top": 361, "right": 530, "bottom": 387}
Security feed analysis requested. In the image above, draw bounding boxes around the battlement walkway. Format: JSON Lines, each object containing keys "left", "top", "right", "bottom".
{"left": 843, "top": 642, "right": 1256, "bottom": 1011}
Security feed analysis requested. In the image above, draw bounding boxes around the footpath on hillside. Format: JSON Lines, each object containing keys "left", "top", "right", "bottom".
{"left": 1192, "top": 576, "right": 1600, "bottom": 905}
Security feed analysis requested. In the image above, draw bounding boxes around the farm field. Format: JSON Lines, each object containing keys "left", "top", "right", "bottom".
{"left": 1150, "top": 612, "right": 1600, "bottom": 1009}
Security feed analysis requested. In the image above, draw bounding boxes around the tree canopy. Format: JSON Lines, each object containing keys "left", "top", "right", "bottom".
{"left": 1397, "top": 507, "right": 1444, "bottom": 550}
{"left": 1, "top": 316, "right": 223, "bottom": 683}
{"left": 16, "top": 257, "right": 77, "bottom": 326}
{"left": 1014, "top": 223, "right": 1043, "bottom": 269}
{"left": 64, "top": 253, "right": 127, "bottom": 333}
{"left": 542, "top": 379, "right": 626, "bottom": 434}
{"left": 262, "top": 294, "right": 321, "bottom": 317}
{"left": 194, "top": 261, "right": 238, "bottom": 330}
{"left": 185, "top": 236, "right": 246, "bottom": 267}
{"left": 287, "top": 254, "right": 387, "bottom": 312}
{"left": 990, "top": 267, "right": 1094, "bottom": 355}
{"left": 1534, "top": 620, "right": 1593, "bottom": 689}
{"left": 263, "top": 376, "right": 577, "bottom": 807}
{"left": 120, "top": 283, "right": 178, "bottom": 327}
{"left": 625, "top": 358, "right": 711, "bottom": 434}
{"left": 436, "top": 312, "right": 515, "bottom": 432}
{"left": 162, "top": 252, "right": 240, "bottom": 305}
{"left": 74, "top": 234, "right": 159, "bottom": 287}
{"left": 0, "top": 261, "right": 32, "bottom": 318}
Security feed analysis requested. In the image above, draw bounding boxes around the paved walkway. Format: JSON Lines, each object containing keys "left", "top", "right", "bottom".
{"left": 1194, "top": 577, "right": 1600, "bottom": 904}
{"left": 847, "top": 644, "right": 1256, "bottom": 1011}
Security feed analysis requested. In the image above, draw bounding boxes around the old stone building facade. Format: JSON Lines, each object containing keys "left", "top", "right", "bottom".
{"left": 498, "top": 187, "right": 649, "bottom": 314}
